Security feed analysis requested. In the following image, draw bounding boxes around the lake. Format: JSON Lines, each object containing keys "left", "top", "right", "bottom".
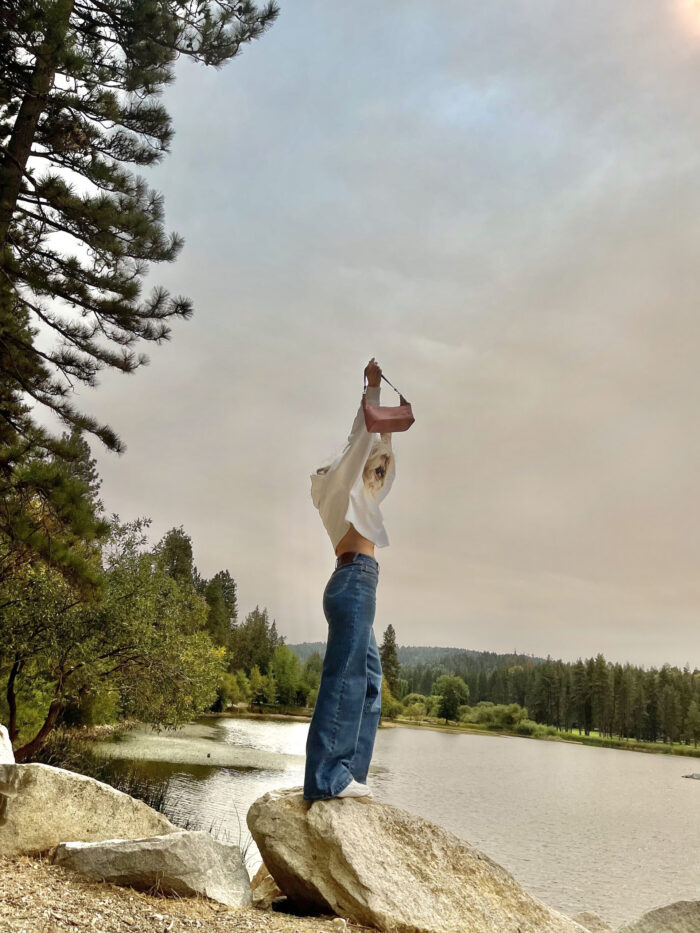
{"left": 94, "top": 715, "right": 700, "bottom": 927}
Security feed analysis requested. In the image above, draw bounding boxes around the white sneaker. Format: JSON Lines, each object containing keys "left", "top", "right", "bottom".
{"left": 336, "top": 779, "right": 373, "bottom": 799}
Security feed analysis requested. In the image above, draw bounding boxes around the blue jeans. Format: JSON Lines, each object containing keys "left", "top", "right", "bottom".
{"left": 303, "top": 553, "right": 382, "bottom": 800}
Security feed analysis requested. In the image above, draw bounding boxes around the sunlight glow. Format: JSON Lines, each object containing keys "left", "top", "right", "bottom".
{"left": 677, "top": 0, "right": 700, "bottom": 36}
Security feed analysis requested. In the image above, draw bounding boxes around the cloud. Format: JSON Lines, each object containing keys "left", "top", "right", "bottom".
{"left": 76, "top": 0, "right": 700, "bottom": 667}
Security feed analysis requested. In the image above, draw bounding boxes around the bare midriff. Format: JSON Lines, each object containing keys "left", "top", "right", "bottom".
{"left": 335, "top": 523, "right": 375, "bottom": 559}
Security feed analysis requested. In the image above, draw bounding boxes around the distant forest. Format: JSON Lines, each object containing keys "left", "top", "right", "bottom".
{"left": 289, "top": 641, "right": 544, "bottom": 668}
{"left": 288, "top": 641, "right": 700, "bottom": 746}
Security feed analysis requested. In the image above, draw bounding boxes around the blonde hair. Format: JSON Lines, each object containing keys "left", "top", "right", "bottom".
{"left": 363, "top": 434, "right": 393, "bottom": 498}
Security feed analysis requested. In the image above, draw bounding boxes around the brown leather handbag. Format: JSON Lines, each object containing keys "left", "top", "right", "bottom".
{"left": 362, "top": 373, "right": 415, "bottom": 433}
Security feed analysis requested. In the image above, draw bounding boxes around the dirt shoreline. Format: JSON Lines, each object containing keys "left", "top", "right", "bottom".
{"left": 0, "top": 855, "right": 373, "bottom": 933}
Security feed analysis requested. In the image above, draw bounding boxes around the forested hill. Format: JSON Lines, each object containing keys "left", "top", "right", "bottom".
{"left": 397, "top": 645, "right": 545, "bottom": 668}
{"left": 287, "top": 642, "right": 544, "bottom": 671}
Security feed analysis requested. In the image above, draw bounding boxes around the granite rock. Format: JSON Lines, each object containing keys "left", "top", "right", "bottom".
{"left": 53, "top": 830, "right": 251, "bottom": 909}
{"left": 247, "top": 787, "right": 587, "bottom": 933}
{"left": 0, "top": 763, "right": 178, "bottom": 856}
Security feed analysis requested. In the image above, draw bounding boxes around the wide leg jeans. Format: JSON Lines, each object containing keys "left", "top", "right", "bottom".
{"left": 303, "top": 553, "right": 382, "bottom": 800}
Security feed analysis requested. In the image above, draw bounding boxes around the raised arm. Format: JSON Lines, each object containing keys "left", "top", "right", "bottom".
{"left": 325, "top": 359, "right": 382, "bottom": 491}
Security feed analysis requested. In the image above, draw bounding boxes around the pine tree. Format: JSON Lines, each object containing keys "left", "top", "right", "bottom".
{"left": 202, "top": 570, "right": 237, "bottom": 649}
{"left": 0, "top": 427, "right": 109, "bottom": 594}
{"left": 156, "top": 527, "right": 195, "bottom": 588}
{"left": 506, "top": 664, "right": 527, "bottom": 706}
{"left": 571, "top": 659, "right": 591, "bottom": 734}
{"left": 229, "top": 605, "right": 280, "bottom": 674}
{"left": 591, "top": 653, "right": 611, "bottom": 737}
{"left": 0, "top": 0, "right": 278, "bottom": 579}
{"left": 646, "top": 672, "right": 659, "bottom": 742}
{"left": 61, "top": 428, "right": 103, "bottom": 510}
{"left": 659, "top": 683, "right": 682, "bottom": 744}
{"left": 684, "top": 699, "right": 700, "bottom": 748}
{"left": 630, "top": 670, "right": 647, "bottom": 741}
{"left": 379, "top": 624, "right": 401, "bottom": 697}
{"left": 212, "top": 570, "right": 238, "bottom": 625}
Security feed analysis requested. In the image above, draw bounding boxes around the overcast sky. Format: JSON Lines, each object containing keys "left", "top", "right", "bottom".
{"left": 70, "top": 0, "right": 700, "bottom": 668}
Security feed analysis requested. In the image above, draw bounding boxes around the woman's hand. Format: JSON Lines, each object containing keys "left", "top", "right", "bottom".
{"left": 365, "top": 357, "right": 382, "bottom": 388}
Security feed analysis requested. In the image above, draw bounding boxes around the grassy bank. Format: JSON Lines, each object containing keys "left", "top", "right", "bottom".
{"left": 386, "top": 717, "right": 700, "bottom": 757}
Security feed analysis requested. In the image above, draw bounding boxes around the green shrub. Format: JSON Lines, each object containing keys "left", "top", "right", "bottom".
{"left": 459, "top": 702, "right": 527, "bottom": 728}
{"left": 405, "top": 702, "right": 427, "bottom": 720}
{"left": 305, "top": 687, "right": 318, "bottom": 709}
{"left": 401, "top": 693, "right": 427, "bottom": 707}
{"left": 212, "top": 669, "right": 254, "bottom": 711}
{"left": 515, "top": 718, "right": 539, "bottom": 735}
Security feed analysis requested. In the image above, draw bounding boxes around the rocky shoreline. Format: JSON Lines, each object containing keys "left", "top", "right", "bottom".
{"left": 0, "top": 854, "right": 375, "bottom": 933}
{"left": 2, "top": 726, "right": 698, "bottom": 933}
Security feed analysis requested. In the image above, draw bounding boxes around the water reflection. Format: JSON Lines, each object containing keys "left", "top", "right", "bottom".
{"left": 216, "top": 716, "right": 310, "bottom": 756}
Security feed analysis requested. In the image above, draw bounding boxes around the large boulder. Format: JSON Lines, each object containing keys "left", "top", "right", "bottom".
{"left": 615, "top": 900, "right": 700, "bottom": 932}
{"left": 0, "top": 763, "right": 178, "bottom": 856}
{"left": 247, "top": 787, "right": 587, "bottom": 933}
{"left": 0, "top": 726, "right": 13, "bottom": 764}
{"left": 52, "top": 831, "right": 251, "bottom": 909}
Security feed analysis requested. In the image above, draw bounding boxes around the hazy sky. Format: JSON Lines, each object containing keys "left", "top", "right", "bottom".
{"left": 67, "top": 0, "right": 700, "bottom": 668}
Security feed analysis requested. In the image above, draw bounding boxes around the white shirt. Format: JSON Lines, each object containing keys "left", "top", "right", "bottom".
{"left": 310, "top": 385, "right": 396, "bottom": 550}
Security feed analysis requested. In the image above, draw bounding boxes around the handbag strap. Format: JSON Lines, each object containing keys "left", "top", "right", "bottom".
{"left": 363, "top": 372, "right": 407, "bottom": 399}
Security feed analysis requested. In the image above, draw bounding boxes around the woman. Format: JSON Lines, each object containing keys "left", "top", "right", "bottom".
{"left": 303, "top": 358, "right": 396, "bottom": 801}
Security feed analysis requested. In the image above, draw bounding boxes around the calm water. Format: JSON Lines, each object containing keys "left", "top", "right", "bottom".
{"left": 96, "top": 717, "right": 700, "bottom": 927}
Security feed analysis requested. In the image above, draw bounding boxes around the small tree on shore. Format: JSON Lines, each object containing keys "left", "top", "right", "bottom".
{"left": 1, "top": 517, "right": 224, "bottom": 760}
{"left": 433, "top": 675, "right": 470, "bottom": 724}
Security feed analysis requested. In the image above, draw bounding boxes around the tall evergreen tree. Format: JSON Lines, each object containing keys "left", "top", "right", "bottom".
{"left": 571, "top": 659, "right": 591, "bottom": 734}
{"left": 229, "top": 605, "right": 280, "bottom": 674}
{"left": 379, "top": 624, "right": 401, "bottom": 697}
{"left": 0, "top": 428, "right": 108, "bottom": 594}
{"left": 506, "top": 664, "right": 528, "bottom": 706}
{"left": 659, "top": 683, "right": 682, "bottom": 744}
{"left": 156, "top": 526, "right": 195, "bottom": 588}
{"left": 211, "top": 569, "right": 238, "bottom": 623}
{"left": 684, "top": 699, "right": 700, "bottom": 748}
{"left": 203, "top": 569, "right": 238, "bottom": 649}
{"left": 59, "top": 428, "right": 103, "bottom": 510}
{"left": 591, "top": 653, "right": 611, "bottom": 737}
{"left": 0, "top": 0, "right": 277, "bottom": 576}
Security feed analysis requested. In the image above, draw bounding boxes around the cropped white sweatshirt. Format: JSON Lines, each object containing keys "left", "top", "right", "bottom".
{"left": 310, "top": 385, "right": 396, "bottom": 550}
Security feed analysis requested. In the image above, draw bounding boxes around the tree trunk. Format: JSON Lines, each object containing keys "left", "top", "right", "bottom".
{"left": 0, "top": 0, "right": 75, "bottom": 247}
{"left": 13, "top": 696, "right": 64, "bottom": 762}
{"left": 6, "top": 654, "right": 23, "bottom": 743}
